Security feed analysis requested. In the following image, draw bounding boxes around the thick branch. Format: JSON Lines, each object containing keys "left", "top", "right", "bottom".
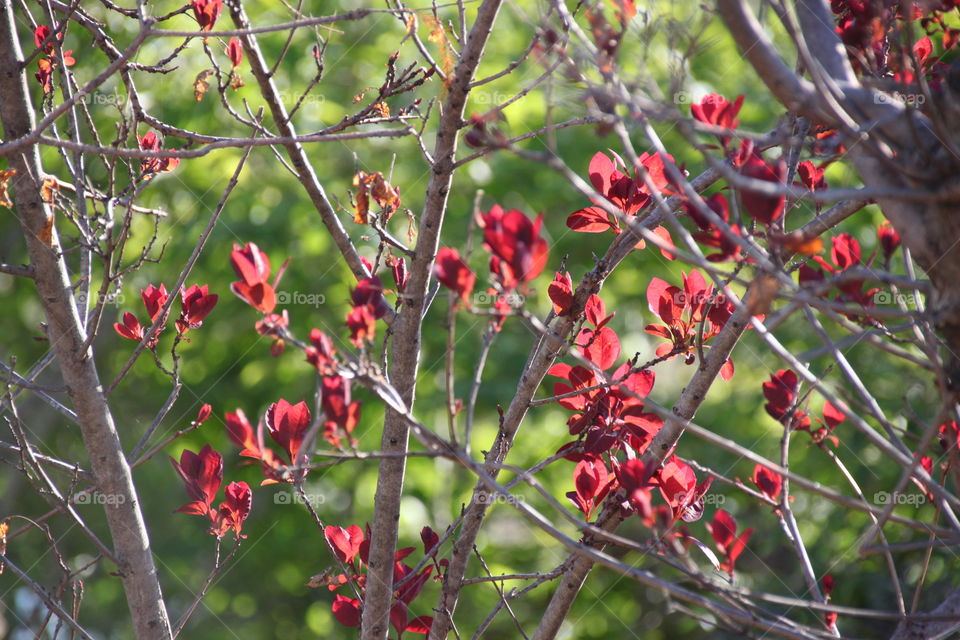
{"left": 891, "top": 588, "right": 960, "bottom": 640}
{"left": 0, "top": 2, "right": 172, "bottom": 637}
{"left": 360, "top": 2, "right": 503, "bottom": 638}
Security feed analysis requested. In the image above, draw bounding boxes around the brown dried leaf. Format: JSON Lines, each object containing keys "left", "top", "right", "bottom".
{"left": 783, "top": 236, "right": 824, "bottom": 256}
{"left": 354, "top": 190, "right": 369, "bottom": 225}
{"left": 421, "top": 15, "right": 455, "bottom": 90}
{"left": 745, "top": 275, "right": 781, "bottom": 316}
{"left": 305, "top": 567, "right": 345, "bottom": 589}
{"left": 0, "top": 169, "right": 16, "bottom": 208}
{"left": 353, "top": 171, "right": 400, "bottom": 224}
{"left": 194, "top": 69, "right": 213, "bottom": 102}
{"left": 769, "top": 230, "right": 824, "bottom": 256}
{"left": 40, "top": 177, "right": 58, "bottom": 204}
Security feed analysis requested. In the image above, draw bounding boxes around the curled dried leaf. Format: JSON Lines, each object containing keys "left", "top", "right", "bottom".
{"left": 0, "top": 520, "right": 7, "bottom": 574}
{"left": 745, "top": 274, "right": 780, "bottom": 316}
{"left": 194, "top": 69, "right": 213, "bottom": 102}
{"left": 41, "top": 177, "right": 58, "bottom": 204}
{"left": 0, "top": 169, "right": 16, "bottom": 208}
{"left": 352, "top": 171, "right": 401, "bottom": 224}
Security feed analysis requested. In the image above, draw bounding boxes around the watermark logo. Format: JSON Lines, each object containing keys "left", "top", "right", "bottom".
{"left": 77, "top": 90, "right": 128, "bottom": 107}
{"left": 676, "top": 492, "right": 726, "bottom": 507}
{"left": 277, "top": 92, "right": 325, "bottom": 110}
{"left": 473, "top": 91, "right": 519, "bottom": 106}
{"left": 670, "top": 290, "right": 728, "bottom": 308}
{"left": 73, "top": 491, "right": 126, "bottom": 506}
{"left": 472, "top": 291, "right": 526, "bottom": 307}
{"left": 872, "top": 291, "right": 922, "bottom": 306}
{"left": 273, "top": 491, "right": 326, "bottom": 507}
{"left": 75, "top": 291, "right": 125, "bottom": 307}
{"left": 473, "top": 490, "right": 525, "bottom": 506}
{"left": 275, "top": 291, "right": 326, "bottom": 307}
{"left": 873, "top": 491, "right": 925, "bottom": 506}
{"left": 874, "top": 91, "right": 926, "bottom": 106}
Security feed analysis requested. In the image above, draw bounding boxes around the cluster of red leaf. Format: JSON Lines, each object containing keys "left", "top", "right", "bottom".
{"left": 736, "top": 142, "right": 787, "bottom": 226}
{"left": 224, "top": 397, "right": 333, "bottom": 483}
{"left": 832, "top": 0, "right": 957, "bottom": 84}
{"left": 435, "top": 204, "right": 549, "bottom": 328}
{"left": 683, "top": 193, "right": 742, "bottom": 263}
{"left": 568, "top": 452, "right": 738, "bottom": 567}
{"left": 347, "top": 262, "right": 391, "bottom": 347}
{"left": 230, "top": 242, "right": 282, "bottom": 314}
{"left": 543, "top": 290, "right": 741, "bottom": 552}
{"left": 170, "top": 408, "right": 252, "bottom": 539}
{"left": 706, "top": 509, "right": 753, "bottom": 577}
{"left": 799, "top": 233, "right": 880, "bottom": 313}
{"left": 191, "top": 0, "right": 222, "bottom": 31}
{"left": 691, "top": 93, "right": 743, "bottom": 148}
{"left": 565, "top": 151, "right": 675, "bottom": 256}
{"left": 324, "top": 524, "right": 440, "bottom": 637}
{"left": 548, "top": 294, "right": 663, "bottom": 457}
{"left": 225, "top": 37, "right": 244, "bottom": 88}
{"left": 33, "top": 25, "right": 74, "bottom": 95}
{"left": 689, "top": 95, "right": 791, "bottom": 229}
{"left": 645, "top": 270, "right": 736, "bottom": 379}
{"left": 751, "top": 464, "right": 783, "bottom": 503}
{"left": 762, "top": 369, "right": 846, "bottom": 445}
{"left": 480, "top": 204, "right": 548, "bottom": 291}
{"left": 138, "top": 131, "right": 181, "bottom": 175}
{"left": 877, "top": 220, "right": 901, "bottom": 261}
{"left": 114, "top": 282, "right": 218, "bottom": 346}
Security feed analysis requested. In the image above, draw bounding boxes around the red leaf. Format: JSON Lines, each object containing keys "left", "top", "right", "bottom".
{"left": 332, "top": 595, "right": 361, "bottom": 627}
{"left": 225, "top": 409, "right": 260, "bottom": 459}
{"left": 584, "top": 294, "right": 607, "bottom": 327}
{"left": 579, "top": 326, "right": 620, "bottom": 370}
{"left": 226, "top": 37, "right": 243, "bottom": 69}
{"left": 215, "top": 481, "right": 252, "bottom": 538}
{"left": 567, "top": 206, "right": 614, "bottom": 232}
{"left": 266, "top": 398, "right": 311, "bottom": 464}
{"left": 752, "top": 464, "right": 783, "bottom": 502}
{"left": 822, "top": 400, "right": 846, "bottom": 428}
{"left": 548, "top": 271, "right": 574, "bottom": 315}
{"left": 719, "top": 358, "right": 735, "bottom": 381}
{"left": 739, "top": 152, "right": 785, "bottom": 225}
{"left": 651, "top": 225, "right": 676, "bottom": 260}
{"left": 170, "top": 445, "right": 223, "bottom": 517}
{"left": 421, "top": 526, "right": 439, "bottom": 555}
{"left": 434, "top": 248, "right": 475, "bottom": 302}
{"left": 230, "top": 242, "right": 271, "bottom": 286}
{"left": 230, "top": 281, "right": 276, "bottom": 314}
{"left": 406, "top": 615, "right": 433, "bottom": 634}
{"left": 325, "top": 524, "right": 365, "bottom": 564}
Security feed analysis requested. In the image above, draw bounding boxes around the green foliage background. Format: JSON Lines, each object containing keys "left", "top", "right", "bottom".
{"left": 0, "top": 1, "right": 950, "bottom": 638}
